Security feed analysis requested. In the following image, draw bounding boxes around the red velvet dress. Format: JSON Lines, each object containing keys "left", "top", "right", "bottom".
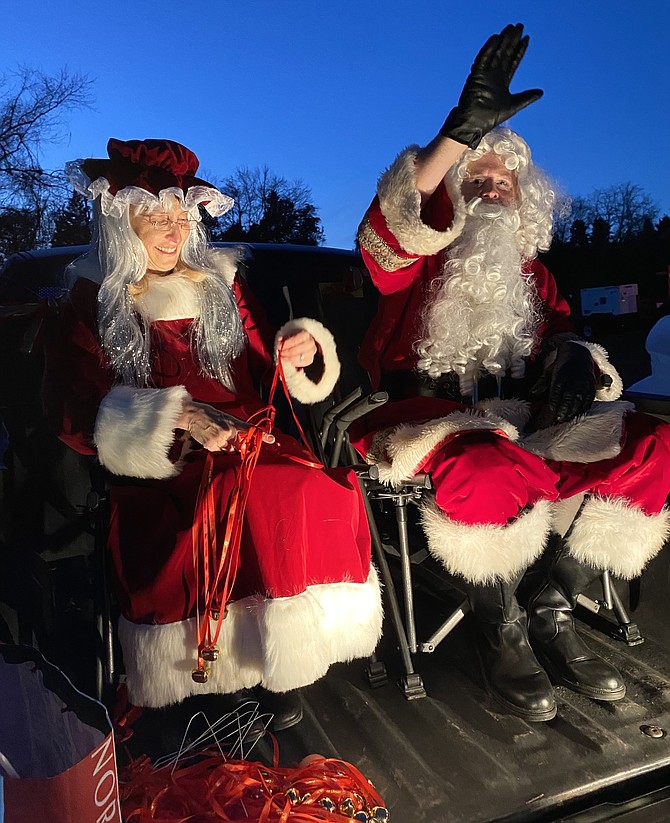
{"left": 42, "top": 275, "right": 382, "bottom": 708}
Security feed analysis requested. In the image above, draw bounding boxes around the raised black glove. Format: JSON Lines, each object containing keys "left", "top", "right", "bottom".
{"left": 530, "top": 341, "right": 597, "bottom": 426}
{"left": 440, "top": 23, "right": 543, "bottom": 149}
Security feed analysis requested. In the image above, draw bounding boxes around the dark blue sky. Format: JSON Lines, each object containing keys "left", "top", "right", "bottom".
{"left": 3, "top": 1, "right": 668, "bottom": 249}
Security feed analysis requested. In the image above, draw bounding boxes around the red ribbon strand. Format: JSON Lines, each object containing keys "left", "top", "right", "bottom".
{"left": 191, "top": 345, "right": 323, "bottom": 676}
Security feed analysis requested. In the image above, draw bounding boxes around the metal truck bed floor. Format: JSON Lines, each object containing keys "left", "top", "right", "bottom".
{"left": 128, "top": 549, "right": 670, "bottom": 822}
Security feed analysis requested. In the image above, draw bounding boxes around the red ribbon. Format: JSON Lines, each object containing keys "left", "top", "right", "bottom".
{"left": 191, "top": 345, "right": 324, "bottom": 675}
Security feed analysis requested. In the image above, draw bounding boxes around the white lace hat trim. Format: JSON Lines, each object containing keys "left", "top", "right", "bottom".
{"left": 65, "top": 160, "right": 234, "bottom": 218}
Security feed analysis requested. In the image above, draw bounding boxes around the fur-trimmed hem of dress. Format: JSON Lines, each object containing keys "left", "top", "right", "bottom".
{"left": 118, "top": 566, "right": 383, "bottom": 707}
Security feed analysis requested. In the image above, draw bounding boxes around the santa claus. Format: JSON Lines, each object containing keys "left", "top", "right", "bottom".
{"left": 352, "top": 24, "right": 670, "bottom": 722}
{"left": 42, "top": 137, "right": 382, "bottom": 727}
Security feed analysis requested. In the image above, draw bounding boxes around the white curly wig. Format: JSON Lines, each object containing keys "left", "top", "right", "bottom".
{"left": 445, "top": 126, "right": 555, "bottom": 259}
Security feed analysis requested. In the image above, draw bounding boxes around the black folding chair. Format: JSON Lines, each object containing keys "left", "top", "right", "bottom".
{"left": 0, "top": 258, "right": 118, "bottom": 703}
{"left": 317, "top": 385, "right": 655, "bottom": 702}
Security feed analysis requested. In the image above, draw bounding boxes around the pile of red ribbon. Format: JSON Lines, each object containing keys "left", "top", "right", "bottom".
{"left": 119, "top": 750, "right": 389, "bottom": 821}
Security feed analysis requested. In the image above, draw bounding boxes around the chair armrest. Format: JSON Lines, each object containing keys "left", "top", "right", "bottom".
{"left": 622, "top": 390, "right": 670, "bottom": 421}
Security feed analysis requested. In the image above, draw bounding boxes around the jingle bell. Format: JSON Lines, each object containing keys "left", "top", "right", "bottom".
{"left": 201, "top": 646, "right": 219, "bottom": 662}
{"left": 191, "top": 667, "right": 209, "bottom": 683}
{"left": 286, "top": 787, "right": 300, "bottom": 805}
{"left": 320, "top": 797, "right": 336, "bottom": 813}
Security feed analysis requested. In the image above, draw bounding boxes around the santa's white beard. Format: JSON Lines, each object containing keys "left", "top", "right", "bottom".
{"left": 416, "top": 201, "right": 540, "bottom": 396}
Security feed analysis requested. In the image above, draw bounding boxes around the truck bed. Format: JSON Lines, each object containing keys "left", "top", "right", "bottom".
{"left": 124, "top": 546, "right": 670, "bottom": 823}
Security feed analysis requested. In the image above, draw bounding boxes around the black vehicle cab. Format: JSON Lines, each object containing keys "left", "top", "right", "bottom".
{"left": 2, "top": 244, "right": 670, "bottom": 823}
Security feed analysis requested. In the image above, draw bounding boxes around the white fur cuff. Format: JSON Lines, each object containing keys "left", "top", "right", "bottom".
{"left": 566, "top": 497, "right": 670, "bottom": 579}
{"left": 377, "top": 146, "right": 467, "bottom": 257}
{"left": 522, "top": 400, "right": 634, "bottom": 463}
{"left": 420, "top": 499, "right": 553, "bottom": 585}
{"left": 275, "top": 318, "right": 340, "bottom": 404}
{"left": 94, "top": 384, "right": 189, "bottom": 479}
{"left": 574, "top": 341, "right": 624, "bottom": 401}
{"left": 118, "top": 567, "right": 383, "bottom": 707}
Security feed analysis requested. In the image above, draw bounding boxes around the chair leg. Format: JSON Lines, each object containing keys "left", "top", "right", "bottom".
{"left": 90, "top": 475, "right": 116, "bottom": 703}
{"left": 358, "top": 478, "right": 426, "bottom": 699}
{"left": 600, "top": 572, "right": 644, "bottom": 646}
{"left": 365, "top": 651, "right": 389, "bottom": 688}
{"left": 394, "top": 498, "right": 417, "bottom": 653}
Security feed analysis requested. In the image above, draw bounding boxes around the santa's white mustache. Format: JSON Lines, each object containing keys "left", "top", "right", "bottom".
{"left": 464, "top": 197, "right": 521, "bottom": 231}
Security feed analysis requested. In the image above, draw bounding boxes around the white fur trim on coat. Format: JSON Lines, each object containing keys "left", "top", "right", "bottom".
{"left": 420, "top": 499, "right": 553, "bottom": 585}
{"left": 208, "top": 246, "right": 240, "bottom": 288}
{"left": 131, "top": 249, "right": 240, "bottom": 321}
{"left": 94, "top": 384, "right": 189, "bottom": 479}
{"left": 275, "top": 317, "right": 340, "bottom": 404}
{"left": 475, "top": 398, "right": 532, "bottom": 432}
{"left": 376, "top": 409, "right": 519, "bottom": 487}
{"left": 574, "top": 341, "right": 624, "bottom": 401}
{"left": 133, "top": 274, "right": 201, "bottom": 321}
{"left": 377, "top": 146, "right": 468, "bottom": 257}
{"left": 522, "top": 401, "right": 634, "bottom": 463}
{"left": 565, "top": 497, "right": 670, "bottom": 579}
{"left": 118, "top": 566, "right": 383, "bottom": 708}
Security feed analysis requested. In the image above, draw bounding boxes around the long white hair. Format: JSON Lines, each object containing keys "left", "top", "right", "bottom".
{"left": 446, "top": 127, "right": 555, "bottom": 259}
{"left": 415, "top": 128, "right": 554, "bottom": 395}
{"left": 84, "top": 197, "right": 244, "bottom": 389}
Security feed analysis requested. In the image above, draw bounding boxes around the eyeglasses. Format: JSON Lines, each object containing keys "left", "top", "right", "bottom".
{"left": 145, "top": 216, "right": 199, "bottom": 232}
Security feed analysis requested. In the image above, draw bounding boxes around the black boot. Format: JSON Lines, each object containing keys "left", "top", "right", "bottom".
{"left": 527, "top": 538, "right": 625, "bottom": 701}
{"left": 253, "top": 686, "right": 303, "bottom": 731}
{"left": 462, "top": 573, "right": 556, "bottom": 722}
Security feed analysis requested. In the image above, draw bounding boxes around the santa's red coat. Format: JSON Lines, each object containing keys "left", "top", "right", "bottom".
{"left": 350, "top": 150, "right": 670, "bottom": 586}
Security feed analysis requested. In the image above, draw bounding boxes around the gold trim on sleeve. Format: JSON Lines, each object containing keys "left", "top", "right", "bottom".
{"left": 357, "top": 216, "right": 419, "bottom": 272}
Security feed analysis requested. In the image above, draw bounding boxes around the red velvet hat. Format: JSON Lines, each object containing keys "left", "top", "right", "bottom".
{"left": 66, "top": 138, "right": 233, "bottom": 217}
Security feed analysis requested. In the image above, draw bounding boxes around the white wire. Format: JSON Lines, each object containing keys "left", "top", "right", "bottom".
{"left": 151, "top": 701, "right": 273, "bottom": 772}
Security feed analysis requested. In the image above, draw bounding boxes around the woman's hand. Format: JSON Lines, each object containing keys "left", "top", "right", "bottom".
{"left": 277, "top": 330, "right": 318, "bottom": 368}
{"left": 176, "top": 400, "right": 275, "bottom": 452}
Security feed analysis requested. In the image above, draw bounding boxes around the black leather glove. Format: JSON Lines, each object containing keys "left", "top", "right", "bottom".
{"left": 530, "top": 341, "right": 597, "bottom": 426}
{"left": 440, "top": 23, "right": 544, "bottom": 149}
